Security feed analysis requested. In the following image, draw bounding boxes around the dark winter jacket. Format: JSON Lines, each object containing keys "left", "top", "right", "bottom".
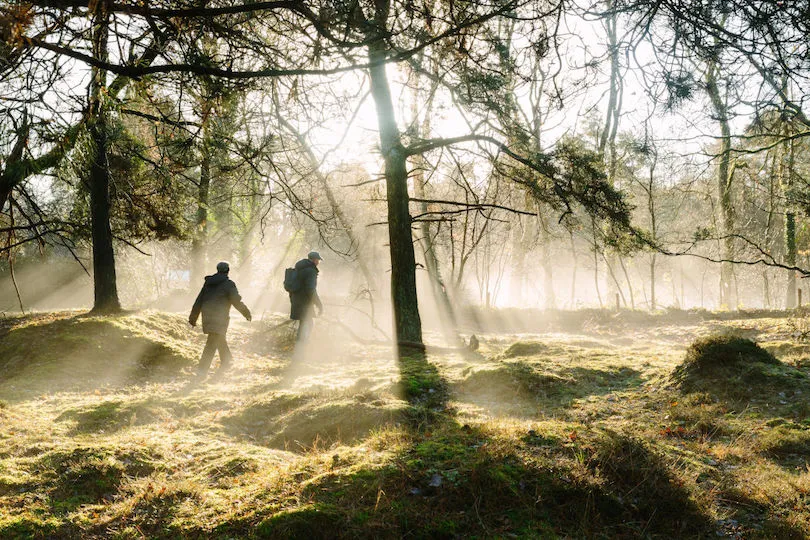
{"left": 189, "top": 272, "right": 251, "bottom": 334}
{"left": 289, "top": 259, "right": 322, "bottom": 321}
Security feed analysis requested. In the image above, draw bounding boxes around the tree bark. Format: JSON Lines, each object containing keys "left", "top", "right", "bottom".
{"left": 569, "top": 229, "right": 578, "bottom": 308}
{"left": 763, "top": 150, "right": 777, "bottom": 308}
{"left": 368, "top": 36, "right": 423, "bottom": 350}
{"left": 784, "top": 135, "right": 797, "bottom": 308}
{"left": 647, "top": 143, "right": 658, "bottom": 310}
{"left": 706, "top": 60, "right": 735, "bottom": 309}
{"left": 88, "top": 0, "right": 121, "bottom": 313}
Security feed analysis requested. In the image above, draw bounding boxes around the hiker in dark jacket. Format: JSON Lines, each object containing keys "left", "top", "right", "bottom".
{"left": 189, "top": 261, "right": 251, "bottom": 379}
{"left": 290, "top": 251, "right": 323, "bottom": 343}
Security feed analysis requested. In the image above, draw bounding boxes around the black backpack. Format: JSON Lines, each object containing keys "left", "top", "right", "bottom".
{"left": 283, "top": 267, "right": 300, "bottom": 292}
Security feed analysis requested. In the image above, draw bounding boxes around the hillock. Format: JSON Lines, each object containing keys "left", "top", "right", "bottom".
{"left": 671, "top": 334, "right": 807, "bottom": 402}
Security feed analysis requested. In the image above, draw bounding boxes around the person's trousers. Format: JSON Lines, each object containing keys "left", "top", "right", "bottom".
{"left": 198, "top": 332, "right": 232, "bottom": 374}
{"left": 296, "top": 317, "right": 314, "bottom": 343}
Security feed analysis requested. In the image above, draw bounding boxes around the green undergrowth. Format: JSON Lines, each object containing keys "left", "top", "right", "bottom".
{"left": 1, "top": 311, "right": 809, "bottom": 538}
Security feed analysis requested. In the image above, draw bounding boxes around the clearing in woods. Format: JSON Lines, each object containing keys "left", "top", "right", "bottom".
{"left": 0, "top": 309, "right": 809, "bottom": 538}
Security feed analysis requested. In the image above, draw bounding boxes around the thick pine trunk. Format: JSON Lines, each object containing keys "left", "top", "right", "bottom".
{"left": 88, "top": 0, "right": 120, "bottom": 313}
{"left": 368, "top": 41, "right": 423, "bottom": 350}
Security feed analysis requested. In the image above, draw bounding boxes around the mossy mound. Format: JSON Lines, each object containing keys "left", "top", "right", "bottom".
{"left": 31, "top": 445, "right": 160, "bottom": 511}
{"left": 254, "top": 504, "right": 345, "bottom": 538}
{"left": 0, "top": 311, "right": 196, "bottom": 398}
{"left": 457, "top": 362, "right": 573, "bottom": 401}
{"left": 683, "top": 335, "right": 778, "bottom": 368}
{"left": 671, "top": 335, "right": 808, "bottom": 400}
{"left": 222, "top": 392, "right": 404, "bottom": 451}
{"left": 501, "top": 340, "right": 549, "bottom": 358}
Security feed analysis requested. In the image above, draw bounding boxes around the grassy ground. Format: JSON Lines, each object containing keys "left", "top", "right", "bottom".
{"left": 0, "top": 309, "right": 809, "bottom": 538}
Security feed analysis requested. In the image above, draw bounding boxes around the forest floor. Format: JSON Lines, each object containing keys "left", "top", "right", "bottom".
{"left": 0, "top": 309, "right": 809, "bottom": 538}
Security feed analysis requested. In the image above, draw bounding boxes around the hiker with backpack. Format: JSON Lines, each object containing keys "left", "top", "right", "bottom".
{"left": 188, "top": 261, "right": 252, "bottom": 380}
{"left": 285, "top": 251, "right": 323, "bottom": 343}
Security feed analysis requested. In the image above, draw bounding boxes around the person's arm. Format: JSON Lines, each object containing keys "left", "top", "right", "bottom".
{"left": 302, "top": 267, "right": 322, "bottom": 314}
{"left": 313, "top": 290, "right": 323, "bottom": 314}
{"left": 228, "top": 282, "right": 252, "bottom": 321}
{"left": 189, "top": 288, "right": 204, "bottom": 326}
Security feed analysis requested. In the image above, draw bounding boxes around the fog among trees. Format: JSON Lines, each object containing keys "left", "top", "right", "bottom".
{"left": 3, "top": 0, "right": 810, "bottom": 349}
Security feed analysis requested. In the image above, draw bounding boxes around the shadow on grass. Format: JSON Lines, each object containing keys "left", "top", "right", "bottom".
{"left": 713, "top": 480, "right": 810, "bottom": 539}
{"left": 0, "top": 336, "right": 721, "bottom": 539}
{"left": 214, "top": 352, "right": 714, "bottom": 538}
{"left": 225, "top": 421, "right": 714, "bottom": 538}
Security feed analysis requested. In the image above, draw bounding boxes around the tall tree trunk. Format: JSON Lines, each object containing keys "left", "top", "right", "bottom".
{"left": 619, "top": 256, "right": 635, "bottom": 309}
{"left": 539, "top": 215, "right": 556, "bottom": 309}
{"left": 368, "top": 37, "right": 423, "bottom": 350}
{"left": 706, "top": 60, "right": 735, "bottom": 309}
{"left": 413, "top": 167, "right": 459, "bottom": 340}
{"left": 784, "top": 135, "right": 797, "bottom": 308}
{"left": 648, "top": 145, "right": 658, "bottom": 310}
{"left": 569, "top": 229, "right": 578, "bottom": 307}
{"left": 763, "top": 151, "right": 777, "bottom": 308}
{"left": 603, "top": 253, "right": 626, "bottom": 307}
{"left": 88, "top": 0, "right": 120, "bottom": 313}
{"left": 5, "top": 202, "right": 25, "bottom": 313}
{"left": 648, "top": 257, "right": 656, "bottom": 310}
{"left": 591, "top": 218, "right": 603, "bottom": 308}
{"left": 600, "top": 3, "right": 624, "bottom": 305}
